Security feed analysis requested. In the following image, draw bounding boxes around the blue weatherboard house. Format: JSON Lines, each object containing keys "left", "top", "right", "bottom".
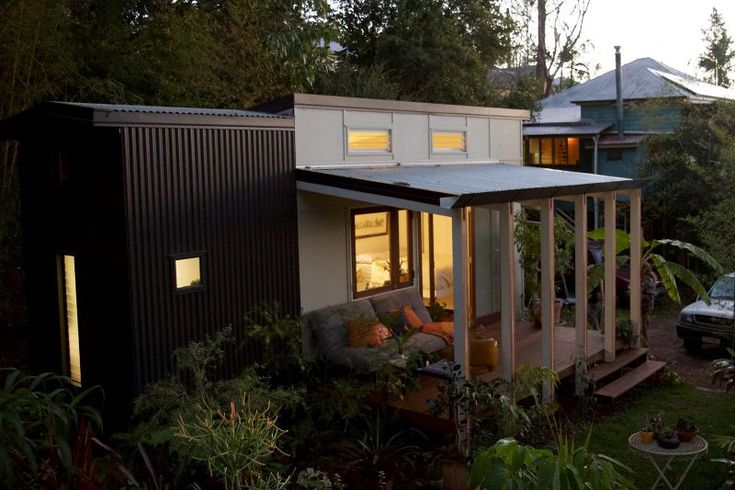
{"left": 523, "top": 54, "right": 735, "bottom": 180}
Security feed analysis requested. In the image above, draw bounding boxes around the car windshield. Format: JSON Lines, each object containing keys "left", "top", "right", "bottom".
{"left": 709, "top": 276, "right": 735, "bottom": 300}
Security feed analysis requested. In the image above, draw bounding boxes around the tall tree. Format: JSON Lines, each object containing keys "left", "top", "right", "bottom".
{"left": 534, "top": 0, "right": 591, "bottom": 96}
{"left": 335, "top": 0, "right": 514, "bottom": 105}
{"left": 699, "top": 7, "right": 734, "bottom": 88}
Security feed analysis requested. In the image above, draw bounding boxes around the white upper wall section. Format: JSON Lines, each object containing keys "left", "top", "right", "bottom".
{"left": 293, "top": 94, "right": 528, "bottom": 166}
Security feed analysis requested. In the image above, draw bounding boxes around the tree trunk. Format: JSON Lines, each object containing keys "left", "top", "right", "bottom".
{"left": 536, "top": 0, "right": 548, "bottom": 95}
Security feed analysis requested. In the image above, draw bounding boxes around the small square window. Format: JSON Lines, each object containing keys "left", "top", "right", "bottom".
{"left": 432, "top": 131, "right": 466, "bottom": 152}
{"left": 347, "top": 129, "right": 391, "bottom": 153}
{"left": 606, "top": 149, "right": 623, "bottom": 161}
{"left": 175, "top": 257, "right": 202, "bottom": 289}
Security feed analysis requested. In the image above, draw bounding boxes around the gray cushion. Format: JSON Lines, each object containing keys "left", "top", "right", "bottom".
{"left": 306, "top": 299, "right": 376, "bottom": 357}
{"left": 370, "top": 288, "right": 433, "bottom": 325}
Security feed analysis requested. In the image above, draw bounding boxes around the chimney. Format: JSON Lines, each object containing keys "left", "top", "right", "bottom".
{"left": 615, "top": 46, "right": 624, "bottom": 137}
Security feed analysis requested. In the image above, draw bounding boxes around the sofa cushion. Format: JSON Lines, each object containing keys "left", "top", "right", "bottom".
{"left": 307, "top": 299, "right": 376, "bottom": 356}
{"left": 348, "top": 320, "right": 391, "bottom": 348}
{"left": 370, "top": 288, "right": 432, "bottom": 325}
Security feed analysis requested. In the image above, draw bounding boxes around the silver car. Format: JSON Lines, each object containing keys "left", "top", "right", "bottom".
{"left": 677, "top": 272, "right": 735, "bottom": 352}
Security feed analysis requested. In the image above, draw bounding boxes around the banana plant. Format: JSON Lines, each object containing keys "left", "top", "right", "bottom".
{"left": 587, "top": 228, "right": 724, "bottom": 305}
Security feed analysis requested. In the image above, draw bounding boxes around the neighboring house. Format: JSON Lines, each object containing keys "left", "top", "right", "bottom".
{"left": 1, "top": 94, "right": 645, "bottom": 411}
{"left": 523, "top": 56, "right": 735, "bottom": 180}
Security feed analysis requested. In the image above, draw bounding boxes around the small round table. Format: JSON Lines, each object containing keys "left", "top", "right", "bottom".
{"left": 628, "top": 432, "right": 708, "bottom": 489}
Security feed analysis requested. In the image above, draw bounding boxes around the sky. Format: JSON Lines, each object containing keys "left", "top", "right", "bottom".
{"left": 582, "top": 0, "right": 735, "bottom": 78}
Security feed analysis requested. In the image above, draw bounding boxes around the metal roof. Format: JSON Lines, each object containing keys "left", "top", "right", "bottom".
{"left": 0, "top": 101, "right": 293, "bottom": 139}
{"left": 535, "top": 58, "right": 735, "bottom": 124}
{"left": 296, "top": 163, "right": 643, "bottom": 209}
{"left": 524, "top": 123, "right": 611, "bottom": 137}
{"left": 60, "top": 102, "right": 285, "bottom": 118}
{"left": 597, "top": 134, "right": 646, "bottom": 148}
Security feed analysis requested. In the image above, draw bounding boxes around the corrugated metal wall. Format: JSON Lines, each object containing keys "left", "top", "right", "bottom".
{"left": 121, "top": 126, "right": 299, "bottom": 389}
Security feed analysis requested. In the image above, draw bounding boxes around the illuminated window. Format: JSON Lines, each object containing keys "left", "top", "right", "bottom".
{"left": 524, "top": 137, "right": 580, "bottom": 166}
{"left": 175, "top": 256, "right": 202, "bottom": 289}
{"left": 347, "top": 129, "right": 391, "bottom": 153}
{"left": 432, "top": 131, "right": 466, "bottom": 152}
{"left": 352, "top": 208, "right": 412, "bottom": 297}
{"left": 60, "top": 255, "right": 81, "bottom": 385}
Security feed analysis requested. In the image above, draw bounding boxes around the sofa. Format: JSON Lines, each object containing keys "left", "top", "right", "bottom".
{"left": 305, "top": 288, "right": 450, "bottom": 372}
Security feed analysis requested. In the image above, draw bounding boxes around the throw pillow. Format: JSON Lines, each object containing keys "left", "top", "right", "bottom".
{"left": 402, "top": 305, "right": 424, "bottom": 329}
{"left": 348, "top": 319, "right": 391, "bottom": 348}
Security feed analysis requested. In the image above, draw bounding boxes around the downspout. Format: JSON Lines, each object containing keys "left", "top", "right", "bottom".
{"left": 593, "top": 135, "right": 600, "bottom": 229}
{"left": 615, "top": 46, "right": 624, "bottom": 137}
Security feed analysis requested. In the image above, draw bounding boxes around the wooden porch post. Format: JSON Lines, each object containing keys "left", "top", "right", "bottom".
{"left": 499, "top": 202, "right": 516, "bottom": 381}
{"left": 574, "top": 195, "right": 588, "bottom": 395}
{"left": 629, "top": 189, "right": 642, "bottom": 347}
{"left": 603, "top": 192, "right": 617, "bottom": 362}
{"left": 452, "top": 208, "right": 470, "bottom": 378}
{"left": 540, "top": 198, "right": 555, "bottom": 399}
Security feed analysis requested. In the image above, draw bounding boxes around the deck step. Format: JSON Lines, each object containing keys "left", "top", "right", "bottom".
{"left": 594, "top": 360, "right": 666, "bottom": 400}
{"left": 588, "top": 348, "right": 649, "bottom": 383}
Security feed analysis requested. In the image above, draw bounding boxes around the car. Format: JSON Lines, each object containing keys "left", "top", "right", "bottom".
{"left": 676, "top": 272, "right": 735, "bottom": 352}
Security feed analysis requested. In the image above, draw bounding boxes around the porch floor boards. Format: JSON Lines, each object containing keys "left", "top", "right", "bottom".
{"left": 385, "top": 322, "right": 605, "bottom": 428}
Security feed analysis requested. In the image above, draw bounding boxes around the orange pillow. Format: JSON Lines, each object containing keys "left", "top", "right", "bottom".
{"left": 348, "top": 320, "right": 391, "bottom": 347}
{"left": 401, "top": 305, "right": 424, "bottom": 329}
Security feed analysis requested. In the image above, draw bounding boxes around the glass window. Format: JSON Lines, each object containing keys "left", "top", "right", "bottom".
{"left": 175, "top": 257, "right": 202, "bottom": 289}
{"left": 432, "top": 131, "right": 466, "bottom": 152}
{"left": 540, "top": 138, "right": 553, "bottom": 165}
{"left": 606, "top": 149, "right": 623, "bottom": 161}
{"left": 60, "top": 255, "right": 81, "bottom": 385}
{"left": 524, "top": 136, "right": 580, "bottom": 166}
{"left": 347, "top": 129, "right": 391, "bottom": 152}
{"left": 352, "top": 208, "right": 413, "bottom": 297}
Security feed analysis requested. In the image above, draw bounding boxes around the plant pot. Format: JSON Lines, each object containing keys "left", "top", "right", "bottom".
{"left": 657, "top": 434, "right": 680, "bottom": 449}
{"left": 677, "top": 428, "right": 699, "bottom": 443}
{"left": 639, "top": 430, "right": 654, "bottom": 444}
{"left": 531, "top": 298, "right": 564, "bottom": 328}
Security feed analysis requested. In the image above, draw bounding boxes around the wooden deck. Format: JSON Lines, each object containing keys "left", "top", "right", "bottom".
{"left": 383, "top": 322, "right": 604, "bottom": 430}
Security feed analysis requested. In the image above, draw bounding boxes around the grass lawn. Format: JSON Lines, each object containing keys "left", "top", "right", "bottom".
{"left": 579, "top": 382, "right": 735, "bottom": 489}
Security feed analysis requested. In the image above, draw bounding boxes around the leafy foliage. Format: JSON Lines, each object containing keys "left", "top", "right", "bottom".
{"left": 126, "top": 327, "right": 303, "bottom": 486}
{"left": 469, "top": 433, "right": 633, "bottom": 490}
{"left": 175, "top": 397, "right": 289, "bottom": 490}
{"left": 699, "top": 7, "right": 734, "bottom": 88}
{"left": 0, "top": 369, "right": 103, "bottom": 488}
{"left": 711, "top": 348, "right": 735, "bottom": 392}
{"left": 642, "top": 100, "right": 735, "bottom": 271}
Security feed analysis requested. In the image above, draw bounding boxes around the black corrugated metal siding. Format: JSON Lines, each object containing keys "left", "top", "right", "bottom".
{"left": 121, "top": 126, "right": 298, "bottom": 389}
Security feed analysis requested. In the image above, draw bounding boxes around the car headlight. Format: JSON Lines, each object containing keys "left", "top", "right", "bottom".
{"left": 679, "top": 312, "right": 694, "bottom": 323}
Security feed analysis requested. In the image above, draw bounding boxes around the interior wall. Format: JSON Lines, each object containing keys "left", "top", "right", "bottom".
{"left": 473, "top": 207, "right": 501, "bottom": 318}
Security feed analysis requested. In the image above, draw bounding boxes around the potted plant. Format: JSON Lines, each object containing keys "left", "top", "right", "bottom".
{"left": 515, "top": 209, "right": 574, "bottom": 327}
{"left": 675, "top": 418, "right": 699, "bottom": 442}
{"left": 639, "top": 424, "right": 654, "bottom": 444}
{"left": 657, "top": 428, "right": 680, "bottom": 449}
{"left": 642, "top": 412, "right": 664, "bottom": 444}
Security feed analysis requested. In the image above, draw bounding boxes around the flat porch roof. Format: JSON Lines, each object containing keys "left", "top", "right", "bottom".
{"left": 296, "top": 162, "right": 644, "bottom": 209}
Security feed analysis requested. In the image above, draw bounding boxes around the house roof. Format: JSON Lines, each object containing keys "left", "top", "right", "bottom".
{"left": 296, "top": 163, "right": 643, "bottom": 209}
{"left": 0, "top": 101, "right": 293, "bottom": 139}
{"left": 536, "top": 58, "right": 735, "bottom": 123}
{"left": 252, "top": 93, "right": 530, "bottom": 119}
{"left": 524, "top": 122, "right": 612, "bottom": 137}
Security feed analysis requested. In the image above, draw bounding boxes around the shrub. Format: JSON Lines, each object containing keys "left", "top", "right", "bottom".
{"left": 0, "top": 368, "right": 102, "bottom": 487}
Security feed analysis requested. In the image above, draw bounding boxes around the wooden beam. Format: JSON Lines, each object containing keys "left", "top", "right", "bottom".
{"left": 574, "top": 195, "right": 588, "bottom": 396}
{"left": 452, "top": 208, "right": 470, "bottom": 378}
{"left": 629, "top": 189, "right": 642, "bottom": 347}
{"left": 603, "top": 192, "right": 617, "bottom": 362}
{"left": 499, "top": 202, "right": 516, "bottom": 381}
{"left": 540, "top": 198, "right": 555, "bottom": 399}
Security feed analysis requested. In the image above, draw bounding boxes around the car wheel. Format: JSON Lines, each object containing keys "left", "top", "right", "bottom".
{"left": 683, "top": 338, "right": 700, "bottom": 353}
